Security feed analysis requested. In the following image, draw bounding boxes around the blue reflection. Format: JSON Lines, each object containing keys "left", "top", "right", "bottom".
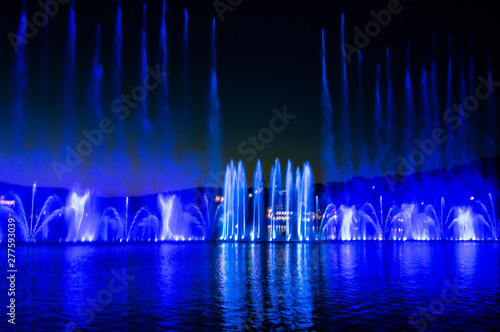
{"left": 4, "top": 242, "right": 499, "bottom": 330}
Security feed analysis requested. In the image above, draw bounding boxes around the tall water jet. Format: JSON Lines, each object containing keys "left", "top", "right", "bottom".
{"left": 221, "top": 161, "right": 234, "bottom": 240}
{"left": 489, "top": 193, "right": 498, "bottom": 237}
{"left": 429, "top": 36, "right": 440, "bottom": 166}
{"left": 445, "top": 36, "right": 454, "bottom": 163}
{"left": 252, "top": 160, "right": 264, "bottom": 240}
{"left": 83, "top": 24, "right": 105, "bottom": 163}
{"left": 404, "top": 44, "right": 415, "bottom": 162}
{"left": 208, "top": 18, "right": 222, "bottom": 176}
{"left": 379, "top": 196, "right": 384, "bottom": 232}
{"left": 30, "top": 182, "right": 36, "bottom": 239}
{"left": 340, "top": 206, "right": 355, "bottom": 241}
{"left": 88, "top": 25, "right": 103, "bottom": 118}
{"left": 315, "top": 195, "right": 320, "bottom": 240}
{"left": 467, "top": 34, "right": 475, "bottom": 97}
{"left": 158, "top": 195, "right": 174, "bottom": 240}
{"left": 320, "top": 28, "right": 335, "bottom": 182}
{"left": 114, "top": 3, "right": 122, "bottom": 91}
{"left": 285, "top": 160, "right": 295, "bottom": 241}
{"left": 66, "top": 191, "right": 91, "bottom": 242}
{"left": 61, "top": 4, "right": 76, "bottom": 149}
{"left": 385, "top": 47, "right": 394, "bottom": 159}
{"left": 297, "top": 162, "right": 314, "bottom": 241}
{"left": 140, "top": 3, "right": 150, "bottom": 129}
{"left": 125, "top": 196, "right": 129, "bottom": 238}
{"left": 40, "top": 0, "right": 49, "bottom": 139}
{"left": 236, "top": 161, "right": 247, "bottom": 239}
{"left": 419, "top": 67, "right": 430, "bottom": 171}
{"left": 183, "top": 7, "right": 189, "bottom": 81}
{"left": 269, "top": 159, "right": 282, "bottom": 240}
{"left": 112, "top": 2, "right": 126, "bottom": 150}
{"left": 295, "top": 167, "right": 302, "bottom": 240}
{"left": 374, "top": 63, "right": 383, "bottom": 169}
{"left": 158, "top": 0, "right": 169, "bottom": 120}
{"left": 467, "top": 35, "right": 477, "bottom": 160}
{"left": 10, "top": 9, "right": 28, "bottom": 150}
{"left": 340, "top": 12, "right": 352, "bottom": 176}
{"left": 179, "top": 7, "right": 190, "bottom": 150}
{"left": 457, "top": 46, "right": 467, "bottom": 163}
{"left": 358, "top": 52, "right": 368, "bottom": 175}
{"left": 183, "top": 7, "right": 189, "bottom": 70}
{"left": 484, "top": 53, "right": 496, "bottom": 155}
{"left": 220, "top": 160, "right": 247, "bottom": 240}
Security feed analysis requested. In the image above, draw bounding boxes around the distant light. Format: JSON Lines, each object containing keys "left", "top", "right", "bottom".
{"left": 0, "top": 199, "right": 15, "bottom": 207}
{"left": 470, "top": 196, "right": 475, "bottom": 201}
{"left": 372, "top": 186, "right": 375, "bottom": 189}
{"left": 249, "top": 193, "right": 252, "bottom": 198}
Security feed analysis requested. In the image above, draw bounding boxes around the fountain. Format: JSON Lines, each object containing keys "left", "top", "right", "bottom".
{"left": 385, "top": 203, "right": 440, "bottom": 241}
{"left": 320, "top": 28, "right": 335, "bottom": 182}
{"left": 219, "top": 160, "right": 247, "bottom": 241}
{"left": 208, "top": 17, "right": 222, "bottom": 176}
{"left": 251, "top": 160, "right": 265, "bottom": 241}
{"left": 321, "top": 204, "right": 383, "bottom": 241}
{"left": 0, "top": 8, "right": 498, "bottom": 245}
{"left": 445, "top": 201, "right": 498, "bottom": 241}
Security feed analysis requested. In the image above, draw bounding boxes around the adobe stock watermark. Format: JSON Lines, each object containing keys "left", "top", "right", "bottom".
{"left": 407, "top": 278, "right": 460, "bottom": 332}
{"left": 51, "top": 65, "right": 169, "bottom": 182}
{"left": 341, "top": 0, "right": 408, "bottom": 64}
{"left": 203, "top": 105, "right": 297, "bottom": 191}
{"left": 7, "top": 0, "right": 71, "bottom": 54}
{"left": 213, "top": 0, "right": 243, "bottom": 22}
{"left": 65, "top": 268, "right": 135, "bottom": 332}
{"left": 385, "top": 74, "right": 500, "bottom": 191}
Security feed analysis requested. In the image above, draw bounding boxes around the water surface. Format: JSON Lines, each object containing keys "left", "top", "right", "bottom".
{"left": 3, "top": 242, "right": 499, "bottom": 331}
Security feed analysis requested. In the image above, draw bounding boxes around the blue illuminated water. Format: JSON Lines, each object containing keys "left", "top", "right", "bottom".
{"left": 208, "top": 17, "right": 222, "bottom": 176}
{"left": 340, "top": 12, "right": 351, "bottom": 179}
{"left": 3, "top": 242, "right": 499, "bottom": 331}
{"left": 320, "top": 28, "right": 335, "bottom": 183}
{"left": 1, "top": 156, "right": 498, "bottom": 243}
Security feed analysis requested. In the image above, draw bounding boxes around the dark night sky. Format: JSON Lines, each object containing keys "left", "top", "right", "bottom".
{"left": 0, "top": 0, "right": 499, "bottom": 196}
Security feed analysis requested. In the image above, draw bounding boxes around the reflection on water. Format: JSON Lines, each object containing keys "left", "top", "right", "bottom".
{"left": 3, "top": 242, "right": 499, "bottom": 331}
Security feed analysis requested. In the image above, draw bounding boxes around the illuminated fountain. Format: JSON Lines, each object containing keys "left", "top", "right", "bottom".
{"left": 219, "top": 160, "right": 247, "bottom": 241}
{"left": 321, "top": 203, "right": 383, "bottom": 241}
{"left": 0, "top": 6, "right": 498, "bottom": 245}
{"left": 445, "top": 195, "right": 498, "bottom": 241}
{"left": 30, "top": 190, "right": 108, "bottom": 242}
{"left": 127, "top": 194, "right": 206, "bottom": 242}
{"left": 157, "top": 194, "right": 206, "bottom": 241}
{"left": 0, "top": 193, "right": 30, "bottom": 243}
{"left": 251, "top": 160, "right": 265, "bottom": 241}
{"left": 127, "top": 207, "right": 160, "bottom": 242}
{"left": 0, "top": 170, "right": 498, "bottom": 243}
{"left": 217, "top": 158, "right": 315, "bottom": 242}
{"left": 385, "top": 203, "right": 440, "bottom": 241}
